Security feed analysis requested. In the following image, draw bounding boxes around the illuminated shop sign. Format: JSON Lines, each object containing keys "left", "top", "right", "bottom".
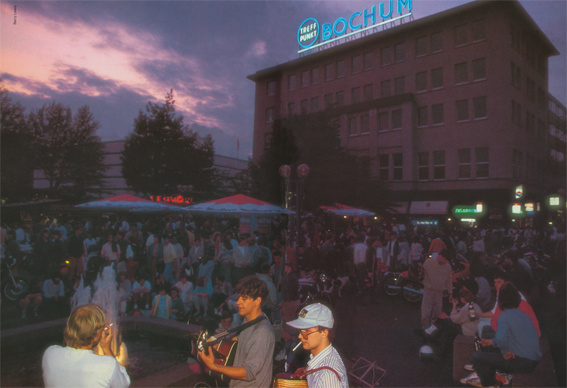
{"left": 411, "top": 220, "right": 438, "bottom": 226}
{"left": 297, "top": 0, "right": 413, "bottom": 54}
{"left": 150, "top": 195, "right": 194, "bottom": 206}
{"left": 511, "top": 203, "right": 523, "bottom": 215}
{"left": 514, "top": 185, "right": 524, "bottom": 199}
{"left": 452, "top": 202, "right": 484, "bottom": 217}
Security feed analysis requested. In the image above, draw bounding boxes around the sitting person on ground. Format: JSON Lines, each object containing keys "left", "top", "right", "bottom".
{"left": 132, "top": 274, "right": 151, "bottom": 310}
{"left": 174, "top": 274, "right": 194, "bottom": 312}
{"left": 435, "top": 287, "right": 482, "bottom": 355}
{"left": 19, "top": 277, "right": 43, "bottom": 319}
{"left": 215, "top": 308, "right": 236, "bottom": 334}
{"left": 193, "top": 275, "right": 212, "bottom": 317}
{"left": 151, "top": 285, "right": 172, "bottom": 319}
{"left": 211, "top": 273, "right": 234, "bottom": 315}
{"left": 170, "top": 287, "right": 185, "bottom": 321}
{"left": 460, "top": 282, "right": 541, "bottom": 388}
{"left": 42, "top": 272, "right": 66, "bottom": 317}
{"left": 117, "top": 272, "right": 132, "bottom": 317}
{"left": 42, "top": 304, "right": 130, "bottom": 388}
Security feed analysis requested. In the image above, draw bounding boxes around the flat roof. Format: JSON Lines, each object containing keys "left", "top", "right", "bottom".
{"left": 248, "top": 0, "right": 559, "bottom": 81}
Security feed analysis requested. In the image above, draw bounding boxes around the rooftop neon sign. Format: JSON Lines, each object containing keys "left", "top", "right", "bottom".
{"left": 298, "top": 0, "right": 413, "bottom": 54}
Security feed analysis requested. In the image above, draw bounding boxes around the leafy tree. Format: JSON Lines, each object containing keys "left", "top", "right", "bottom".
{"left": 121, "top": 91, "right": 216, "bottom": 200}
{"left": 27, "top": 101, "right": 106, "bottom": 200}
{"left": 250, "top": 111, "right": 391, "bottom": 213}
{"left": 1, "top": 88, "right": 34, "bottom": 202}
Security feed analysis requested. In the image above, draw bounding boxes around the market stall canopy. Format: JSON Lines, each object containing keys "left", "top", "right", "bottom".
{"left": 75, "top": 194, "right": 184, "bottom": 213}
{"left": 183, "top": 194, "right": 295, "bottom": 215}
{"left": 320, "top": 203, "right": 375, "bottom": 217}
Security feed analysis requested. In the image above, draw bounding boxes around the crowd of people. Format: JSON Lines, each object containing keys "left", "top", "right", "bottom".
{"left": 1, "top": 211, "right": 565, "bottom": 387}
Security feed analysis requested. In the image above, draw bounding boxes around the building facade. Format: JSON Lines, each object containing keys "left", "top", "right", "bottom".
{"left": 248, "top": 0, "right": 566, "bottom": 221}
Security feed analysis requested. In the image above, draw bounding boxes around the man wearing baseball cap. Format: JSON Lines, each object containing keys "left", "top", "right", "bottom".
{"left": 287, "top": 303, "right": 348, "bottom": 388}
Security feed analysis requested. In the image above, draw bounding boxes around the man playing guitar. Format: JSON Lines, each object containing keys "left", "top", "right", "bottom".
{"left": 287, "top": 303, "right": 349, "bottom": 388}
{"left": 199, "top": 275, "right": 275, "bottom": 387}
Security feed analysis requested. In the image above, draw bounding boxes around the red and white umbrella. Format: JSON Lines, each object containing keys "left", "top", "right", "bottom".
{"left": 76, "top": 194, "right": 183, "bottom": 213}
{"left": 184, "top": 194, "right": 294, "bottom": 215}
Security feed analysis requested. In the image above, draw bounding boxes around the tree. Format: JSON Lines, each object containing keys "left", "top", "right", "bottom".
{"left": 27, "top": 102, "right": 107, "bottom": 201}
{"left": 250, "top": 111, "right": 391, "bottom": 213}
{"left": 1, "top": 88, "right": 34, "bottom": 202}
{"left": 121, "top": 91, "right": 216, "bottom": 200}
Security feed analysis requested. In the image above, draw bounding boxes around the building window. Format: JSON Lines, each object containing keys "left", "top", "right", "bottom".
{"left": 311, "top": 68, "right": 319, "bottom": 84}
{"left": 300, "top": 99, "right": 308, "bottom": 114}
{"left": 363, "top": 52, "right": 373, "bottom": 70}
{"left": 471, "top": 19, "right": 486, "bottom": 41}
{"left": 348, "top": 117, "right": 358, "bottom": 136}
{"left": 324, "top": 93, "right": 333, "bottom": 109}
{"left": 393, "top": 153, "right": 403, "bottom": 180}
{"left": 381, "top": 80, "right": 391, "bottom": 97}
{"left": 431, "top": 67, "right": 444, "bottom": 89}
{"left": 526, "top": 111, "right": 535, "bottom": 135}
{"left": 264, "top": 132, "right": 272, "bottom": 148}
{"left": 537, "top": 119, "right": 545, "bottom": 139}
{"left": 433, "top": 150, "right": 445, "bottom": 180}
{"left": 288, "top": 74, "right": 296, "bottom": 91}
{"left": 472, "top": 58, "right": 486, "bottom": 81}
{"left": 513, "top": 149, "right": 523, "bottom": 179}
{"left": 379, "top": 154, "right": 389, "bottom": 180}
{"left": 336, "top": 90, "right": 345, "bottom": 106}
{"left": 301, "top": 70, "right": 309, "bottom": 87}
{"left": 511, "top": 62, "right": 521, "bottom": 89}
{"left": 473, "top": 96, "right": 487, "bottom": 119}
{"left": 512, "top": 100, "right": 522, "bottom": 126}
{"left": 418, "top": 151, "right": 429, "bottom": 180}
{"left": 360, "top": 113, "right": 370, "bottom": 134}
{"left": 351, "top": 54, "right": 362, "bottom": 74}
{"left": 416, "top": 71, "right": 427, "bottom": 92}
{"left": 267, "top": 81, "right": 276, "bottom": 96}
{"left": 458, "top": 148, "right": 471, "bottom": 179}
{"left": 325, "top": 63, "right": 334, "bottom": 81}
{"left": 394, "top": 77, "right": 405, "bottom": 95}
{"left": 392, "top": 109, "right": 402, "bottom": 129}
{"left": 456, "top": 100, "right": 469, "bottom": 121}
{"left": 526, "top": 77, "right": 536, "bottom": 101}
{"left": 417, "top": 106, "right": 428, "bottom": 127}
{"left": 266, "top": 107, "right": 274, "bottom": 123}
{"left": 287, "top": 102, "right": 295, "bottom": 115}
{"left": 378, "top": 112, "right": 389, "bottom": 131}
{"left": 394, "top": 42, "right": 405, "bottom": 62}
{"left": 381, "top": 46, "right": 392, "bottom": 66}
{"left": 351, "top": 87, "right": 361, "bottom": 104}
{"left": 454, "top": 24, "right": 468, "bottom": 46}
{"left": 431, "top": 103, "right": 444, "bottom": 125}
{"left": 416, "top": 36, "right": 427, "bottom": 57}
{"left": 455, "top": 62, "right": 468, "bottom": 84}
{"left": 363, "top": 84, "right": 374, "bottom": 101}
{"left": 311, "top": 97, "right": 319, "bottom": 112}
{"left": 431, "top": 31, "right": 443, "bottom": 52}
{"left": 336, "top": 60, "right": 345, "bottom": 77}
{"left": 537, "top": 88, "right": 546, "bottom": 109}
{"left": 475, "top": 147, "right": 489, "bottom": 178}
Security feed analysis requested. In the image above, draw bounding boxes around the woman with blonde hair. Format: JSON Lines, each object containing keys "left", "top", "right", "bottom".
{"left": 42, "top": 304, "right": 130, "bottom": 387}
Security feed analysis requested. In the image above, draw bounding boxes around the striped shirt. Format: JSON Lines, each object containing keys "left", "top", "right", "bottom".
{"left": 306, "top": 345, "right": 349, "bottom": 388}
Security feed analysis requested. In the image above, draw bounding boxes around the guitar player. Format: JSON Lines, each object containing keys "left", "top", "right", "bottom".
{"left": 199, "top": 275, "right": 275, "bottom": 387}
{"left": 287, "top": 303, "right": 349, "bottom": 388}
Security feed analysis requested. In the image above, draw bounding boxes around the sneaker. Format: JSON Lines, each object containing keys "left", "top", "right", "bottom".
{"left": 464, "top": 364, "right": 475, "bottom": 372}
{"left": 460, "top": 372, "right": 479, "bottom": 385}
{"left": 465, "top": 377, "right": 483, "bottom": 387}
{"left": 496, "top": 371, "right": 512, "bottom": 385}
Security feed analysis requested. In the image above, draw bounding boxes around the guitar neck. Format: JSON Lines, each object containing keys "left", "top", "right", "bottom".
{"left": 204, "top": 315, "right": 266, "bottom": 346}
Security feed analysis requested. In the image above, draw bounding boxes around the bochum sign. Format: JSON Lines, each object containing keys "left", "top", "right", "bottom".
{"left": 297, "top": 0, "right": 413, "bottom": 54}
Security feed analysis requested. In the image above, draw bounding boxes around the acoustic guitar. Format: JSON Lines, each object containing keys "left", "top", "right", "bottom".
{"left": 193, "top": 315, "right": 266, "bottom": 386}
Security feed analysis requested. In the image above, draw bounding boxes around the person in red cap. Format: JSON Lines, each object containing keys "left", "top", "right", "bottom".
{"left": 287, "top": 303, "right": 348, "bottom": 388}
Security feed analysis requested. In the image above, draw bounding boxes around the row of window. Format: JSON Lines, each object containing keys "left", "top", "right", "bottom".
{"left": 511, "top": 100, "right": 547, "bottom": 138}
{"left": 512, "top": 149, "right": 547, "bottom": 183}
{"left": 378, "top": 146, "right": 489, "bottom": 182}
{"left": 510, "top": 61, "right": 547, "bottom": 110}
{"left": 510, "top": 24, "right": 547, "bottom": 77}
{"left": 281, "top": 19, "right": 486, "bottom": 92}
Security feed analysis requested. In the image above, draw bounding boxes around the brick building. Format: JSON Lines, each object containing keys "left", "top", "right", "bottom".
{"left": 247, "top": 0, "right": 566, "bottom": 221}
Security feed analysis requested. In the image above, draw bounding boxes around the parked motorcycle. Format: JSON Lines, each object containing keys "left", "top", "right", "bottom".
{"left": 298, "top": 271, "right": 335, "bottom": 307}
{"left": 1, "top": 256, "right": 29, "bottom": 301}
{"left": 381, "top": 263, "right": 424, "bottom": 303}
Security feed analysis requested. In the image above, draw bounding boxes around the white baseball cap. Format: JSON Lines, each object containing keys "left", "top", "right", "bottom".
{"left": 287, "top": 303, "right": 334, "bottom": 329}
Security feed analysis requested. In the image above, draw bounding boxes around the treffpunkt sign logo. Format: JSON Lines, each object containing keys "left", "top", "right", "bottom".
{"left": 298, "top": 0, "right": 413, "bottom": 54}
